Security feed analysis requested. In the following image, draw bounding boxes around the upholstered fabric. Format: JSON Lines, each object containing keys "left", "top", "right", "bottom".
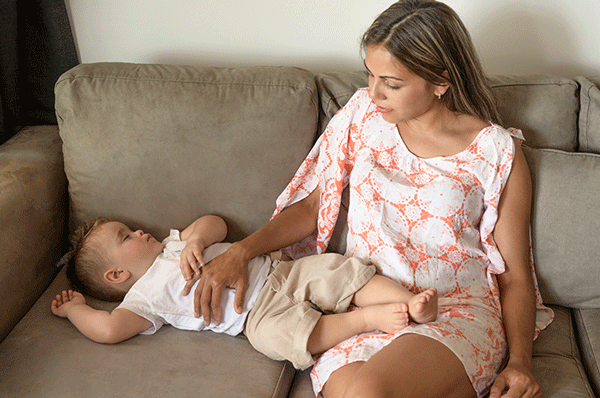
{"left": 523, "top": 146, "right": 600, "bottom": 308}
{"left": 0, "top": 126, "right": 66, "bottom": 342}
{"left": 532, "top": 306, "right": 595, "bottom": 397}
{"left": 55, "top": 63, "right": 318, "bottom": 242}
{"left": 0, "top": 268, "right": 296, "bottom": 398}
{"left": 578, "top": 76, "right": 600, "bottom": 154}
{"left": 574, "top": 308, "right": 600, "bottom": 396}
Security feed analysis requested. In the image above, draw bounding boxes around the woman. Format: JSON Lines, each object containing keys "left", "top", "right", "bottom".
{"left": 184, "top": 1, "right": 553, "bottom": 397}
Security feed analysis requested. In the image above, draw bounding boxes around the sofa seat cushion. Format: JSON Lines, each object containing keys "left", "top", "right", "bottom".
{"left": 532, "top": 305, "right": 595, "bottom": 397}
{"left": 0, "top": 268, "right": 296, "bottom": 398}
{"left": 55, "top": 63, "right": 318, "bottom": 242}
{"left": 523, "top": 146, "right": 600, "bottom": 309}
{"left": 574, "top": 308, "right": 600, "bottom": 397}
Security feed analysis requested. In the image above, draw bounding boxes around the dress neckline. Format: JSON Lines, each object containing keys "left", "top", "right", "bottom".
{"left": 391, "top": 123, "right": 495, "bottom": 161}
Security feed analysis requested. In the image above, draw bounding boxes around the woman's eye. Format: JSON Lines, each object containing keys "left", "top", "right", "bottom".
{"left": 385, "top": 81, "right": 401, "bottom": 90}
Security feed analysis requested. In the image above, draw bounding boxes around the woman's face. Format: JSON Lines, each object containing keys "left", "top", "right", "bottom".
{"left": 364, "top": 45, "right": 444, "bottom": 125}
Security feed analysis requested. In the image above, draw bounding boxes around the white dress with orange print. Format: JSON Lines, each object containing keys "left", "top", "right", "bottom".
{"left": 273, "top": 88, "right": 554, "bottom": 398}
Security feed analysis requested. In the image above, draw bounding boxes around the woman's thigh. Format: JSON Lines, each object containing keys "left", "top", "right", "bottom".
{"left": 322, "top": 334, "right": 477, "bottom": 398}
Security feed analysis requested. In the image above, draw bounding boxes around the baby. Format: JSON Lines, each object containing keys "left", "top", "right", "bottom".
{"left": 52, "top": 215, "right": 438, "bottom": 370}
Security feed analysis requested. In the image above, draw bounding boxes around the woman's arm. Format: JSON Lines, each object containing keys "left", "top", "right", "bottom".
{"left": 183, "top": 187, "right": 321, "bottom": 325}
{"left": 489, "top": 142, "right": 542, "bottom": 398}
{"left": 51, "top": 290, "right": 152, "bottom": 344}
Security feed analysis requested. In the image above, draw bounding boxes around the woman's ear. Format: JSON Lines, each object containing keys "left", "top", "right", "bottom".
{"left": 103, "top": 268, "right": 132, "bottom": 284}
{"left": 437, "top": 70, "right": 451, "bottom": 96}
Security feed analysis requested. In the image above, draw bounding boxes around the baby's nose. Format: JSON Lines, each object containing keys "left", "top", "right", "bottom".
{"left": 135, "top": 229, "right": 144, "bottom": 236}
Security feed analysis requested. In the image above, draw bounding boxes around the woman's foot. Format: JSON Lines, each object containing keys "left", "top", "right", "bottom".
{"left": 407, "top": 288, "right": 438, "bottom": 323}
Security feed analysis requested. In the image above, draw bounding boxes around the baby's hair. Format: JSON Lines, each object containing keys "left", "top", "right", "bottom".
{"left": 66, "top": 217, "right": 126, "bottom": 301}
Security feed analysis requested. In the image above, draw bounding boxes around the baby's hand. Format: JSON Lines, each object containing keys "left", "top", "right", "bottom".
{"left": 180, "top": 239, "right": 205, "bottom": 281}
{"left": 51, "top": 290, "right": 86, "bottom": 318}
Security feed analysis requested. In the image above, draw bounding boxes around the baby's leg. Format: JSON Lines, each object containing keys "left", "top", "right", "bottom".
{"left": 353, "top": 275, "right": 438, "bottom": 324}
{"left": 307, "top": 303, "right": 409, "bottom": 355}
{"left": 352, "top": 274, "right": 414, "bottom": 307}
{"left": 407, "top": 288, "right": 438, "bottom": 323}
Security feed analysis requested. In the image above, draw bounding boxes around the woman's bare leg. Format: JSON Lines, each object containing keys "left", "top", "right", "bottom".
{"left": 322, "top": 334, "right": 476, "bottom": 398}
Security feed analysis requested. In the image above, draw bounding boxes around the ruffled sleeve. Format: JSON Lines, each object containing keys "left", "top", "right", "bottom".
{"left": 478, "top": 126, "right": 553, "bottom": 336}
{"left": 272, "top": 89, "right": 368, "bottom": 259}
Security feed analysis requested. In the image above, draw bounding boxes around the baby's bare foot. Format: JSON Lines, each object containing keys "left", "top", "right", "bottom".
{"left": 362, "top": 303, "right": 410, "bottom": 334}
{"left": 408, "top": 288, "right": 438, "bottom": 324}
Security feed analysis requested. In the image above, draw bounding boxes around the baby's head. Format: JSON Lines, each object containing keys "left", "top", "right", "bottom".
{"left": 66, "top": 218, "right": 164, "bottom": 301}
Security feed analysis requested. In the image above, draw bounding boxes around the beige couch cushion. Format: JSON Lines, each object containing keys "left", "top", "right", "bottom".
{"left": 316, "top": 73, "right": 579, "bottom": 151}
{"left": 523, "top": 146, "right": 600, "bottom": 308}
{"left": 55, "top": 63, "right": 318, "bottom": 241}
{"left": 0, "top": 126, "right": 67, "bottom": 342}
{"left": 0, "top": 269, "right": 296, "bottom": 398}
{"left": 577, "top": 76, "right": 600, "bottom": 153}
{"left": 532, "top": 306, "right": 596, "bottom": 397}
{"left": 490, "top": 75, "right": 579, "bottom": 150}
{"left": 574, "top": 308, "right": 600, "bottom": 396}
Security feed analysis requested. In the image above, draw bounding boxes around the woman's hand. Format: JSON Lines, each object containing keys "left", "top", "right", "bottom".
{"left": 489, "top": 361, "right": 542, "bottom": 398}
{"left": 182, "top": 242, "right": 250, "bottom": 326}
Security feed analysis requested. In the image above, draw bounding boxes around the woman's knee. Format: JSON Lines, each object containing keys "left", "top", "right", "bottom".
{"left": 341, "top": 378, "right": 389, "bottom": 398}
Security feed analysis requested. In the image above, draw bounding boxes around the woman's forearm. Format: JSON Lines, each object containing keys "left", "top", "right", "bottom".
{"left": 234, "top": 187, "right": 321, "bottom": 261}
{"left": 498, "top": 276, "right": 536, "bottom": 367}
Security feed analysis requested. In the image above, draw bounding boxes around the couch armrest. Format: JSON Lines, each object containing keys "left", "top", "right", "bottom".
{"left": 0, "top": 126, "right": 67, "bottom": 342}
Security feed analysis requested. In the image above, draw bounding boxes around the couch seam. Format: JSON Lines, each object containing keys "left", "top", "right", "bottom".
{"left": 55, "top": 74, "right": 315, "bottom": 91}
{"left": 272, "top": 361, "right": 295, "bottom": 398}
{"left": 525, "top": 146, "right": 600, "bottom": 159}
{"left": 573, "top": 309, "right": 600, "bottom": 397}
{"left": 490, "top": 81, "right": 578, "bottom": 89}
{"left": 569, "top": 308, "right": 597, "bottom": 397}
{"left": 580, "top": 82, "right": 592, "bottom": 152}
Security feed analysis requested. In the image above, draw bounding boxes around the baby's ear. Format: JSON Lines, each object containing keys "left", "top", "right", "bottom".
{"left": 103, "top": 268, "right": 132, "bottom": 284}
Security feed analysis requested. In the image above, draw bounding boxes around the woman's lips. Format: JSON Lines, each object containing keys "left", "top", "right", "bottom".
{"left": 375, "top": 105, "right": 391, "bottom": 114}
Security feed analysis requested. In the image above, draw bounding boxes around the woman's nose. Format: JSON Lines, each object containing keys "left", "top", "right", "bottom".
{"left": 368, "top": 80, "right": 384, "bottom": 100}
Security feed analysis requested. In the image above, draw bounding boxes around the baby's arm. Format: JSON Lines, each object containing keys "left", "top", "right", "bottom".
{"left": 51, "top": 290, "right": 152, "bottom": 344}
{"left": 179, "top": 215, "right": 228, "bottom": 281}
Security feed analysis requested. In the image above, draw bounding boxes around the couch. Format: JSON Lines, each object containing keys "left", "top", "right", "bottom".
{"left": 0, "top": 62, "right": 598, "bottom": 398}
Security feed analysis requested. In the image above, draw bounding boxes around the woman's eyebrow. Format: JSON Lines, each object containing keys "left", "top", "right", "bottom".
{"left": 363, "top": 61, "right": 404, "bottom": 82}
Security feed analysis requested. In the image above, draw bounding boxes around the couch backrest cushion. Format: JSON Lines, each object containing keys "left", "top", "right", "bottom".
{"left": 317, "top": 73, "right": 579, "bottom": 151}
{"left": 523, "top": 145, "right": 600, "bottom": 309}
{"left": 490, "top": 75, "right": 579, "bottom": 150}
{"left": 578, "top": 76, "right": 600, "bottom": 154}
{"left": 55, "top": 63, "right": 318, "bottom": 241}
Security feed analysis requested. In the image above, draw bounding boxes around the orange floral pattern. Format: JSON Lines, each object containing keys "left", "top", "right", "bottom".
{"left": 274, "top": 89, "right": 553, "bottom": 397}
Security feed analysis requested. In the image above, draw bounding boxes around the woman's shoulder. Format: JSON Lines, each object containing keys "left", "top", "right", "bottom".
{"left": 325, "top": 88, "right": 375, "bottom": 134}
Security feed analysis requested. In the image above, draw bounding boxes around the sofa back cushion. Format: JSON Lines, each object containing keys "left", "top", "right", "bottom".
{"left": 490, "top": 75, "right": 579, "bottom": 150}
{"left": 55, "top": 63, "right": 318, "bottom": 241}
{"left": 523, "top": 146, "right": 600, "bottom": 309}
{"left": 578, "top": 76, "right": 600, "bottom": 154}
